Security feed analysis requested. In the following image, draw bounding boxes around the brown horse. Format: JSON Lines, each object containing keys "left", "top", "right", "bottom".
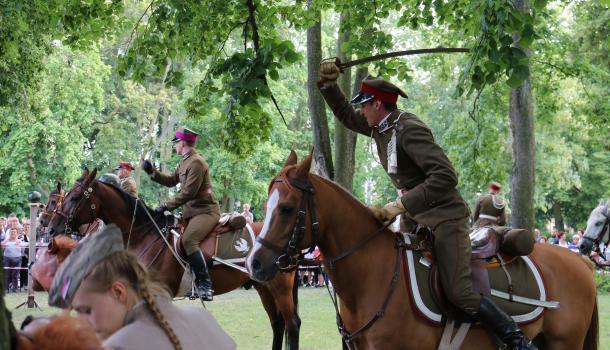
{"left": 247, "top": 151, "right": 599, "bottom": 350}
{"left": 43, "top": 168, "right": 301, "bottom": 350}
{"left": 30, "top": 236, "right": 77, "bottom": 292}
{"left": 31, "top": 178, "right": 101, "bottom": 291}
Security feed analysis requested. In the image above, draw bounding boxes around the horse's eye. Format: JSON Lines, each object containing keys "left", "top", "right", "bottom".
{"left": 279, "top": 205, "right": 294, "bottom": 215}
{"left": 70, "top": 197, "right": 79, "bottom": 202}
{"left": 596, "top": 222, "right": 603, "bottom": 226}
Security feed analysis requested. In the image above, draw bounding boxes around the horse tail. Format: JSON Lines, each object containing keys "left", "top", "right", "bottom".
{"left": 583, "top": 297, "right": 599, "bottom": 350}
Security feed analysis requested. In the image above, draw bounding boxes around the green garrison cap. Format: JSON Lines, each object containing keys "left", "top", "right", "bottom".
{"left": 350, "top": 76, "right": 408, "bottom": 105}
{"left": 49, "top": 224, "right": 125, "bottom": 308}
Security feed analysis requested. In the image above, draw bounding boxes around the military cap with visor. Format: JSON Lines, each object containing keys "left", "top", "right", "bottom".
{"left": 350, "top": 76, "right": 408, "bottom": 105}
{"left": 115, "top": 162, "right": 134, "bottom": 171}
{"left": 48, "top": 224, "right": 125, "bottom": 308}
{"left": 172, "top": 127, "right": 199, "bottom": 143}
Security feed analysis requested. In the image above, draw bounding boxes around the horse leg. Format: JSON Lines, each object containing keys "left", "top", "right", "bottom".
{"left": 253, "top": 281, "right": 285, "bottom": 350}
{"left": 265, "top": 271, "right": 301, "bottom": 350}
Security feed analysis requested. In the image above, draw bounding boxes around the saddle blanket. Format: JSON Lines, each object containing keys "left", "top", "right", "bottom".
{"left": 403, "top": 234, "right": 547, "bottom": 325}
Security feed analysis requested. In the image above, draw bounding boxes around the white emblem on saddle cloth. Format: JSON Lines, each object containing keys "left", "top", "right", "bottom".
{"left": 234, "top": 238, "right": 250, "bottom": 253}
{"left": 403, "top": 234, "right": 547, "bottom": 324}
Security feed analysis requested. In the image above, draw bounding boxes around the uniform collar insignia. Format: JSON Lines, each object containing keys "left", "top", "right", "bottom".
{"left": 375, "top": 111, "right": 398, "bottom": 135}
{"left": 182, "top": 151, "right": 193, "bottom": 160}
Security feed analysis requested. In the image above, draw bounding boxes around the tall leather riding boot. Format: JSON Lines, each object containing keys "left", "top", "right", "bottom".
{"left": 187, "top": 251, "right": 214, "bottom": 302}
{"left": 475, "top": 295, "right": 537, "bottom": 350}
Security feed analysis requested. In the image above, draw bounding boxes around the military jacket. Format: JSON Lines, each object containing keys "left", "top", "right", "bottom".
{"left": 472, "top": 193, "right": 507, "bottom": 228}
{"left": 120, "top": 176, "right": 137, "bottom": 197}
{"left": 151, "top": 150, "right": 219, "bottom": 218}
{"left": 320, "top": 84, "right": 470, "bottom": 228}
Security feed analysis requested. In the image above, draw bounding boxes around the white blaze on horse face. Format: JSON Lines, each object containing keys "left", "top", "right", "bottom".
{"left": 247, "top": 189, "right": 280, "bottom": 269}
{"left": 584, "top": 205, "right": 609, "bottom": 240}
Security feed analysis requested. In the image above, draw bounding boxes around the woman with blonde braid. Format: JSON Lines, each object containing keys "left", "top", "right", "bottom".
{"left": 48, "top": 224, "right": 235, "bottom": 350}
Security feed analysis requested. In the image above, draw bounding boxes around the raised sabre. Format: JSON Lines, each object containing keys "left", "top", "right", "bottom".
{"left": 491, "top": 289, "right": 560, "bottom": 309}
{"left": 328, "top": 47, "right": 470, "bottom": 71}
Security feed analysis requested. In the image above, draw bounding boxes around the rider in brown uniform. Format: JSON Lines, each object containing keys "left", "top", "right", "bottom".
{"left": 317, "top": 62, "right": 536, "bottom": 350}
{"left": 141, "top": 127, "right": 220, "bottom": 301}
{"left": 115, "top": 162, "right": 138, "bottom": 197}
{"left": 473, "top": 181, "right": 507, "bottom": 228}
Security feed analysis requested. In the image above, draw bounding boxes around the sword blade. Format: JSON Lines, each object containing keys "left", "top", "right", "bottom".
{"left": 212, "top": 256, "right": 249, "bottom": 274}
{"left": 339, "top": 47, "right": 470, "bottom": 69}
{"left": 491, "top": 289, "right": 560, "bottom": 309}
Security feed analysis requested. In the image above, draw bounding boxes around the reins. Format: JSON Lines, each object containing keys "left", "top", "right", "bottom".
{"left": 53, "top": 179, "right": 187, "bottom": 270}
{"left": 262, "top": 171, "right": 429, "bottom": 347}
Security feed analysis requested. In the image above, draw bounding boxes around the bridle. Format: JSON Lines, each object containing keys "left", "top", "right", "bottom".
{"left": 582, "top": 209, "right": 610, "bottom": 252}
{"left": 255, "top": 173, "right": 320, "bottom": 271}
{"left": 50, "top": 181, "right": 97, "bottom": 236}
{"left": 256, "top": 170, "right": 426, "bottom": 348}
{"left": 39, "top": 190, "right": 65, "bottom": 224}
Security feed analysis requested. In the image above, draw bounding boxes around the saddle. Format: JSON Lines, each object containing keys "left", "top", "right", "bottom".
{"left": 175, "top": 212, "right": 254, "bottom": 262}
{"left": 403, "top": 225, "right": 548, "bottom": 326}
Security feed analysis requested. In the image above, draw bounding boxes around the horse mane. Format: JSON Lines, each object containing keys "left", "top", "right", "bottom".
{"left": 280, "top": 166, "right": 373, "bottom": 215}
{"left": 94, "top": 180, "right": 169, "bottom": 230}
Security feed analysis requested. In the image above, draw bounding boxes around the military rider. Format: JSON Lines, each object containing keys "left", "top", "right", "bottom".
{"left": 115, "top": 162, "right": 138, "bottom": 197}
{"left": 141, "top": 127, "right": 220, "bottom": 302}
{"left": 473, "top": 181, "right": 507, "bottom": 228}
{"left": 317, "top": 61, "right": 536, "bottom": 350}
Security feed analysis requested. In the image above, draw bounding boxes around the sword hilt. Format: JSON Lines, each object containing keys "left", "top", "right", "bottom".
{"left": 321, "top": 57, "right": 344, "bottom": 73}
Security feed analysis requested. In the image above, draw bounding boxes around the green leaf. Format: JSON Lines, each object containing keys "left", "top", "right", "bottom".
{"left": 519, "top": 24, "right": 535, "bottom": 48}
{"left": 533, "top": 0, "right": 548, "bottom": 10}
{"left": 268, "top": 69, "right": 279, "bottom": 81}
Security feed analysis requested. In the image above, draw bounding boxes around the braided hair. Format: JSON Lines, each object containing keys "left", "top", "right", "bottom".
{"left": 85, "top": 251, "right": 183, "bottom": 350}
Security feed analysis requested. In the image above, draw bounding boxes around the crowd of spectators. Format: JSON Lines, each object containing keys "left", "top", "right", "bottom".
{"left": 534, "top": 228, "right": 584, "bottom": 254}
{"left": 1, "top": 213, "right": 32, "bottom": 293}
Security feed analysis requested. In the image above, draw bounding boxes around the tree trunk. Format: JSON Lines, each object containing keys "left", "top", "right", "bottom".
{"left": 551, "top": 199, "right": 565, "bottom": 232}
{"left": 333, "top": 11, "right": 358, "bottom": 192}
{"left": 306, "top": 0, "right": 333, "bottom": 179}
{"left": 509, "top": 0, "right": 535, "bottom": 231}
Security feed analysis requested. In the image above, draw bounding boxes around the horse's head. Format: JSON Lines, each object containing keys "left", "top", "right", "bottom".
{"left": 31, "top": 236, "right": 78, "bottom": 291}
{"left": 580, "top": 200, "right": 610, "bottom": 255}
{"left": 46, "top": 168, "right": 99, "bottom": 237}
{"left": 39, "top": 182, "right": 65, "bottom": 228}
{"left": 247, "top": 150, "right": 319, "bottom": 282}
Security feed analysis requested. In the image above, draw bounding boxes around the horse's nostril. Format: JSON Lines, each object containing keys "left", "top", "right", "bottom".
{"left": 251, "top": 259, "right": 261, "bottom": 272}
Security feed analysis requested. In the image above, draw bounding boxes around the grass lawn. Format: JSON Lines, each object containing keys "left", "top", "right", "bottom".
{"left": 5, "top": 289, "right": 610, "bottom": 349}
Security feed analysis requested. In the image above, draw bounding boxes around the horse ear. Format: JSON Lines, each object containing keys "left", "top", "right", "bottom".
{"left": 86, "top": 168, "right": 98, "bottom": 184}
{"left": 294, "top": 152, "right": 313, "bottom": 179}
{"left": 283, "top": 150, "right": 298, "bottom": 168}
{"left": 56, "top": 182, "right": 61, "bottom": 191}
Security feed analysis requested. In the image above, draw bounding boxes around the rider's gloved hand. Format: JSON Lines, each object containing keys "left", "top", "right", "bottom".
{"left": 141, "top": 159, "right": 154, "bottom": 175}
{"left": 154, "top": 203, "right": 168, "bottom": 214}
{"left": 319, "top": 58, "right": 341, "bottom": 88}
{"left": 370, "top": 199, "right": 408, "bottom": 223}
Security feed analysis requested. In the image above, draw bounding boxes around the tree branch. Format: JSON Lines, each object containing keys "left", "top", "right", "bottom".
{"left": 246, "top": 0, "right": 260, "bottom": 52}
{"left": 126, "top": 0, "right": 155, "bottom": 50}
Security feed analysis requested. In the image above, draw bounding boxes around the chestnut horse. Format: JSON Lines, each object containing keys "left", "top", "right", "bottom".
{"left": 247, "top": 151, "right": 599, "bottom": 350}
{"left": 43, "top": 169, "right": 300, "bottom": 350}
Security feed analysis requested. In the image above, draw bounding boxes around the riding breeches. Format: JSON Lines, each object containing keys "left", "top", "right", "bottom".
{"left": 433, "top": 217, "right": 482, "bottom": 315}
{"left": 182, "top": 211, "right": 221, "bottom": 255}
